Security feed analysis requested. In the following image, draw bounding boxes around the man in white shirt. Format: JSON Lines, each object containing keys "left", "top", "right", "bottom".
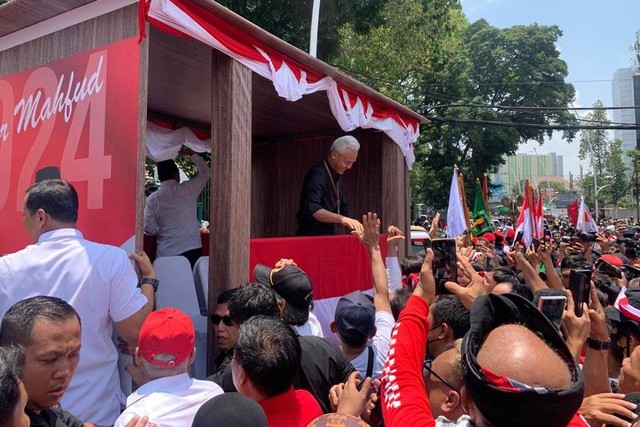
{"left": 0, "top": 179, "right": 156, "bottom": 426}
{"left": 115, "top": 307, "right": 223, "bottom": 427}
{"left": 144, "top": 147, "right": 211, "bottom": 267}
{"left": 331, "top": 213, "right": 395, "bottom": 380}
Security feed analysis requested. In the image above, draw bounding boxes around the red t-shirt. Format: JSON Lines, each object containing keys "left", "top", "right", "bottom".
{"left": 259, "top": 386, "right": 323, "bottom": 427}
{"left": 380, "top": 295, "right": 436, "bottom": 427}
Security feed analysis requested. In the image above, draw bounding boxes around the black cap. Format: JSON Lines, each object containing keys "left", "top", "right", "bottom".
{"left": 191, "top": 393, "right": 267, "bottom": 427}
{"left": 462, "top": 293, "right": 584, "bottom": 427}
{"left": 253, "top": 264, "right": 313, "bottom": 310}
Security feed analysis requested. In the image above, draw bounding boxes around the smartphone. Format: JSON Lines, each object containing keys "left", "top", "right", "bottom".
{"left": 544, "top": 229, "right": 552, "bottom": 240}
{"left": 537, "top": 295, "right": 567, "bottom": 330}
{"left": 569, "top": 269, "right": 592, "bottom": 317}
{"left": 514, "top": 230, "right": 524, "bottom": 245}
{"left": 431, "top": 238, "right": 457, "bottom": 295}
{"left": 595, "top": 259, "right": 622, "bottom": 278}
{"left": 531, "top": 238, "right": 541, "bottom": 252}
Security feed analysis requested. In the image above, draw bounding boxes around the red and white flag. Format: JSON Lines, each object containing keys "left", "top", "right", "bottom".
{"left": 576, "top": 197, "right": 598, "bottom": 233}
{"left": 534, "top": 190, "right": 544, "bottom": 239}
{"left": 515, "top": 181, "right": 536, "bottom": 246}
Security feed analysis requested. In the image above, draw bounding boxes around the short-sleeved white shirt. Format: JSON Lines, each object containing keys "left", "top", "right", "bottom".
{"left": 0, "top": 228, "right": 148, "bottom": 425}
{"left": 144, "top": 154, "right": 211, "bottom": 257}
{"left": 114, "top": 373, "right": 223, "bottom": 427}
{"left": 350, "top": 311, "right": 395, "bottom": 380}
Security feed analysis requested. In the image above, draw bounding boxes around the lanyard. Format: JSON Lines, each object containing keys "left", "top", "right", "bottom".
{"left": 323, "top": 160, "right": 340, "bottom": 215}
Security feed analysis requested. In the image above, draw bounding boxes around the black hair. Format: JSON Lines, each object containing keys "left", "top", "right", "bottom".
{"left": 391, "top": 287, "right": 413, "bottom": 321}
{"left": 280, "top": 303, "right": 309, "bottom": 327}
{"left": 0, "top": 296, "right": 81, "bottom": 348}
{"left": 25, "top": 179, "right": 78, "bottom": 223}
{"left": 492, "top": 266, "right": 519, "bottom": 287}
{"left": 217, "top": 288, "right": 239, "bottom": 306}
{"left": 431, "top": 295, "right": 470, "bottom": 339}
{"left": 157, "top": 160, "right": 179, "bottom": 182}
{"left": 400, "top": 255, "right": 425, "bottom": 275}
{"left": 228, "top": 283, "right": 279, "bottom": 325}
{"left": 0, "top": 346, "right": 24, "bottom": 427}
{"left": 510, "top": 283, "right": 534, "bottom": 302}
{"left": 234, "top": 316, "right": 301, "bottom": 397}
{"left": 560, "top": 255, "right": 591, "bottom": 270}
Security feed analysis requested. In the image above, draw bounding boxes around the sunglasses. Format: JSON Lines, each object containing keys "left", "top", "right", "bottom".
{"left": 210, "top": 314, "right": 234, "bottom": 326}
{"left": 423, "top": 359, "right": 459, "bottom": 392}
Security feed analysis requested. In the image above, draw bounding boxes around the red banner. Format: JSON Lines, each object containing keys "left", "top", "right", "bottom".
{"left": 0, "top": 37, "right": 140, "bottom": 254}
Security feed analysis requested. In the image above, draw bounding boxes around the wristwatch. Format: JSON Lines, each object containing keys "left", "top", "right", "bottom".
{"left": 138, "top": 277, "right": 159, "bottom": 292}
{"left": 586, "top": 337, "right": 612, "bottom": 351}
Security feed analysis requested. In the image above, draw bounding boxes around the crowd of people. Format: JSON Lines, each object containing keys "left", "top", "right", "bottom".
{"left": 8, "top": 136, "right": 640, "bottom": 426}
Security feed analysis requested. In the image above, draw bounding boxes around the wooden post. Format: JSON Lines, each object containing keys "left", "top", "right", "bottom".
{"left": 207, "top": 51, "right": 252, "bottom": 374}
{"left": 381, "top": 136, "right": 409, "bottom": 258}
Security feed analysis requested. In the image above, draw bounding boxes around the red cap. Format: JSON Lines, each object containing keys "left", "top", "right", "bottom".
{"left": 507, "top": 229, "right": 515, "bottom": 238}
{"left": 482, "top": 232, "right": 495, "bottom": 242}
{"left": 600, "top": 254, "right": 624, "bottom": 268}
{"left": 472, "top": 237, "right": 479, "bottom": 245}
{"left": 138, "top": 308, "right": 194, "bottom": 367}
{"left": 494, "top": 231, "right": 504, "bottom": 239}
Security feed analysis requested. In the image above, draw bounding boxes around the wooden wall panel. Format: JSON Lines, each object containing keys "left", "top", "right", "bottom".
{"left": 0, "top": 6, "right": 139, "bottom": 76}
{"left": 208, "top": 52, "right": 252, "bottom": 373}
{"left": 251, "top": 131, "right": 394, "bottom": 238}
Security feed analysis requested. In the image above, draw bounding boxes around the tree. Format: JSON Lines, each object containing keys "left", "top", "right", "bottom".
{"left": 215, "top": 0, "right": 385, "bottom": 60}
{"left": 578, "top": 104, "right": 628, "bottom": 208}
{"left": 578, "top": 101, "right": 610, "bottom": 180}
{"left": 418, "top": 20, "right": 577, "bottom": 208}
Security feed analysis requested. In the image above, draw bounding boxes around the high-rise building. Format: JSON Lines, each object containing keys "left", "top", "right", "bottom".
{"left": 490, "top": 152, "right": 564, "bottom": 197}
{"left": 611, "top": 30, "right": 640, "bottom": 166}
{"left": 612, "top": 67, "right": 636, "bottom": 166}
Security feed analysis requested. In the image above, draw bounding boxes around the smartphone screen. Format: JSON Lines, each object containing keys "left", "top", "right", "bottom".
{"left": 538, "top": 295, "right": 567, "bottom": 330}
{"left": 569, "top": 269, "right": 592, "bottom": 317}
{"left": 431, "top": 238, "right": 457, "bottom": 295}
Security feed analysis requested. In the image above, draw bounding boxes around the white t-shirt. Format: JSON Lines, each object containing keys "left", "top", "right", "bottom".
{"left": 144, "top": 154, "right": 211, "bottom": 257}
{"left": 114, "top": 373, "right": 223, "bottom": 427}
{"left": 350, "top": 311, "right": 395, "bottom": 380}
{"left": 0, "top": 229, "right": 148, "bottom": 425}
{"left": 294, "top": 311, "right": 324, "bottom": 337}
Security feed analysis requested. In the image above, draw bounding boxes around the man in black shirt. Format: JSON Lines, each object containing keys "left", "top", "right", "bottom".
{"left": 296, "top": 136, "right": 363, "bottom": 236}
{"left": 0, "top": 297, "right": 84, "bottom": 427}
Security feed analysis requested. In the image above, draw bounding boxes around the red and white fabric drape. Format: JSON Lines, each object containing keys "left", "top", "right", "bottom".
{"left": 139, "top": 0, "right": 420, "bottom": 168}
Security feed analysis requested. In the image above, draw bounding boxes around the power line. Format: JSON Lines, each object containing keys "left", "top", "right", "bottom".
{"left": 426, "top": 103, "right": 640, "bottom": 111}
{"left": 425, "top": 116, "right": 640, "bottom": 130}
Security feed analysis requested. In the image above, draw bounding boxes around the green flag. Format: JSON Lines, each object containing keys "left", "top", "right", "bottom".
{"left": 471, "top": 180, "right": 493, "bottom": 237}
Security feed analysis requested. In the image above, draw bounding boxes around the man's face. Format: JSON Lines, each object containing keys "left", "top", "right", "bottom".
{"left": 23, "top": 317, "right": 82, "bottom": 412}
{"left": 213, "top": 303, "right": 239, "bottom": 351}
{"left": 560, "top": 268, "right": 571, "bottom": 289}
{"left": 425, "top": 347, "right": 460, "bottom": 419}
{"left": 10, "top": 380, "right": 29, "bottom": 427}
{"left": 619, "top": 345, "right": 640, "bottom": 393}
{"left": 330, "top": 148, "right": 358, "bottom": 174}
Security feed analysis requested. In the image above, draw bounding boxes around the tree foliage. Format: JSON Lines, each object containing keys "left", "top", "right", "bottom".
{"left": 578, "top": 103, "right": 629, "bottom": 207}
{"left": 216, "top": 0, "right": 385, "bottom": 60}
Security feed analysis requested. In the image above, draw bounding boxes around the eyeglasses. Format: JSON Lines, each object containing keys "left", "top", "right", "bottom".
{"left": 423, "top": 359, "right": 459, "bottom": 392}
{"left": 210, "top": 314, "right": 234, "bottom": 326}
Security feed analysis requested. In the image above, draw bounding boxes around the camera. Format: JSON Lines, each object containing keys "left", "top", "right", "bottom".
{"left": 578, "top": 232, "right": 597, "bottom": 242}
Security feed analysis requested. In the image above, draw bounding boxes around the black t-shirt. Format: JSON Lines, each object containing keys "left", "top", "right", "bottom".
{"left": 27, "top": 406, "right": 84, "bottom": 427}
{"left": 296, "top": 161, "right": 349, "bottom": 236}
{"left": 207, "top": 334, "right": 355, "bottom": 413}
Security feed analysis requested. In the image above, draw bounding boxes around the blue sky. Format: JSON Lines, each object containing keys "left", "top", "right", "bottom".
{"left": 460, "top": 0, "right": 640, "bottom": 180}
